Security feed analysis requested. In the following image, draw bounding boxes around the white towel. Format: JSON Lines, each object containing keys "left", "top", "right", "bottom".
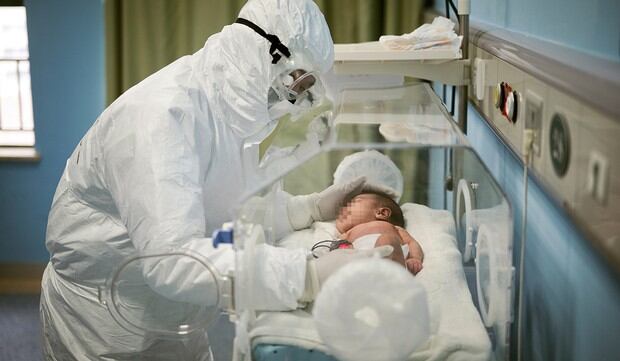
{"left": 379, "top": 16, "right": 462, "bottom": 51}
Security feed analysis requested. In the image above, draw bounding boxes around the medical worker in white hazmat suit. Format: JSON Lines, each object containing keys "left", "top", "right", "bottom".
{"left": 40, "top": 0, "right": 392, "bottom": 359}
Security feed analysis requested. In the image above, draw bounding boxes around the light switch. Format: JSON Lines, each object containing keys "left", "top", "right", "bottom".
{"left": 586, "top": 150, "right": 609, "bottom": 205}
{"left": 525, "top": 90, "right": 543, "bottom": 157}
{"left": 474, "top": 58, "right": 486, "bottom": 101}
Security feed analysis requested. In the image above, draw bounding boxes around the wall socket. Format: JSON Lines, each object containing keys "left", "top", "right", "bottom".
{"left": 525, "top": 90, "right": 544, "bottom": 157}
{"left": 586, "top": 150, "right": 609, "bottom": 205}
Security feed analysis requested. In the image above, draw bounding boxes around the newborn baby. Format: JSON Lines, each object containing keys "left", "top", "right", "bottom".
{"left": 335, "top": 191, "right": 424, "bottom": 274}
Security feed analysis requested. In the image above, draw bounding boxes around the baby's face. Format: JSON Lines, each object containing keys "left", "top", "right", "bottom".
{"left": 336, "top": 194, "right": 379, "bottom": 233}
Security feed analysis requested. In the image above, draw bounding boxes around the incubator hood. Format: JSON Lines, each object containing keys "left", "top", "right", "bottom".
{"left": 102, "top": 83, "right": 515, "bottom": 361}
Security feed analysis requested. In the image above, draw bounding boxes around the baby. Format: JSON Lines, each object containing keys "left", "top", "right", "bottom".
{"left": 335, "top": 191, "right": 424, "bottom": 275}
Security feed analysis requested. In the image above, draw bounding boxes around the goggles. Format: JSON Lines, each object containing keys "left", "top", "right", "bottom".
{"left": 282, "top": 70, "right": 318, "bottom": 100}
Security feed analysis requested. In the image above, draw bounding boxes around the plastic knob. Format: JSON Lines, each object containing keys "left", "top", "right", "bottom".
{"left": 506, "top": 90, "right": 518, "bottom": 123}
{"left": 212, "top": 227, "right": 234, "bottom": 248}
{"left": 493, "top": 83, "right": 504, "bottom": 109}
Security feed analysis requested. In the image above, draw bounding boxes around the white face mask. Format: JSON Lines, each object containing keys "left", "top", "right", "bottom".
{"left": 267, "top": 87, "right": 314, "bottom": 120}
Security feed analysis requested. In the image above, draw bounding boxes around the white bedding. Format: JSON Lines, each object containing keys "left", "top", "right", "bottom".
{"left": 249, "top": 203, "right": 491, "bottom": 361}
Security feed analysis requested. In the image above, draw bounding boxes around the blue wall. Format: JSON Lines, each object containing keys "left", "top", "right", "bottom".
{"left": 436, "top": 0, "right": 620, "bottom": 359}
{"left": 0, "top": 0, "right": 105, "bottom": 262}
{"left": 468, "top": 108, "right": 620, "bottom": 361}
{"left": 470, "top": 0, "right": 620, "bottom": 61}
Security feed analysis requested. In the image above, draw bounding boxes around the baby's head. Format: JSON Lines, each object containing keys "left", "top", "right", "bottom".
{"left": 336, "top": 191, "right": 404, "bottom": 233}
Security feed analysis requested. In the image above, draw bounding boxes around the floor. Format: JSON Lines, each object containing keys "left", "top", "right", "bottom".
{"left": 0, "top": 295, "right": 235, "bottom": 361}
{"left": 0, "top": 295, "right": 42, "bottom": 361}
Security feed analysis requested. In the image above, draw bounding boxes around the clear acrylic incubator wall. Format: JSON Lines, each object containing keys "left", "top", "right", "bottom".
{"left": 102, "top": 83, "right": 515, "bottom": 361}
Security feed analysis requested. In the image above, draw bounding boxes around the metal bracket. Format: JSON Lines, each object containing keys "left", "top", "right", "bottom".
{"left": 333, "top": 59, "right": 470, "bottom": 86}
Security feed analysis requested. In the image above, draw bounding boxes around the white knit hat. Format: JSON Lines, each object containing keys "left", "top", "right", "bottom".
{"left": 333, "top": 150, "right": 403, "bottom": 202}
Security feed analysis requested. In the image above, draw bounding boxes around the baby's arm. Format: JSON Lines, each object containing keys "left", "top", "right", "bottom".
{"left": 375, "top": 233, "right": 406, "bottom": 267}
{"left": 396, "top": 227, "right": 424, "bottom": 275}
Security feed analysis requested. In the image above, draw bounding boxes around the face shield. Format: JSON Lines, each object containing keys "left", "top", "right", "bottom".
{"left": 234, "top": 17, "right": 333, "bottom": 185}
{"left": 248, "top": 95, "right": 333, "bottom": 184}
{"left": 261, "top": 67, "right": 332, "bottom": 165}
{"left": 233, "top": 17, "right": 328, "bottom": 113}
{"left": 267, "top": 69, "right": 327, "bottom": 123}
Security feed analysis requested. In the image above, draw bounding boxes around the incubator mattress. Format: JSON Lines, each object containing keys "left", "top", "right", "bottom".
{"left": 251, "top": 203, "right": 491, "bottom": 361}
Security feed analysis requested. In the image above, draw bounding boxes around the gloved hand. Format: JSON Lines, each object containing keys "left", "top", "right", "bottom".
{"left": 300, "top": 245, "right": 394, "bottom": 303}
{"left": 287, "top": 176, "right": 367, "bottom": 230}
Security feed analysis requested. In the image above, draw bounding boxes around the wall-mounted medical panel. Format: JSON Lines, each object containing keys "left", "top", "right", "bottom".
{"left": 574, "top": 108, "right": 620, "bottom": 263}
{"left": 468, "top": 23, "right": 620, "bottom": 274}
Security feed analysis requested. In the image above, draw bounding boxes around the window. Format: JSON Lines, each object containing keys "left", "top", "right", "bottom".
{"left": 0, "top": 2, "right": 37, "bottom": 159}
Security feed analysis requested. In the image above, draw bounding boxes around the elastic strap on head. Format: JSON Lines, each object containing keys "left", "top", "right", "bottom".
{"left": 235, "top": 18, "right": 291, "bottom": 64}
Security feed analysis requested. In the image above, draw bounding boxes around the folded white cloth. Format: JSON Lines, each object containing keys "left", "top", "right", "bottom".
{"left": 380, "top": 16, "right": 462, "bottom": 51}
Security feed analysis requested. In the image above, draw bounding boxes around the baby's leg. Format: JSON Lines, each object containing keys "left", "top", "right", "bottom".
{"left": 375, "top": 234, "right": 406, "bottom": 267}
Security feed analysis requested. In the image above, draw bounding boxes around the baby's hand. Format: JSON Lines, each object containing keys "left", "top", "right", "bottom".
{"left": 406, "top": 258, "right": 423, "bottom": 275}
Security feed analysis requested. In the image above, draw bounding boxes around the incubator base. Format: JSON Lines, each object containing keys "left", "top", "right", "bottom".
{"left": 253, "top": 344, "right": 336, "bottom": 361}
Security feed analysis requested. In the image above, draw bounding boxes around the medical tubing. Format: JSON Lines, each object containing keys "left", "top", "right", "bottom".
{"left": 445, "top": 0, "right": 454, "bottom": 117}
{"left": 457, "top": 7, "right": 469, "bottom": 132}
{"left": 235, "top": 18, "right": 291, "bottom": 64}
{"left": 311, "top": 240, "right": 335, "bottom": 257}
{"left": 517, "top": 132, "right": 534, "bottom": 361}
{"left": 517, "top": 158, "right": 528, "bottom": 361}
{"left": 311, "top": 240, "right": 352, "bottom": 258}
{"left": 443, "top": 0, "right": 450, "bottom": 111}
{"left": 439, "top": 0, "right": 459, "bottom": 117}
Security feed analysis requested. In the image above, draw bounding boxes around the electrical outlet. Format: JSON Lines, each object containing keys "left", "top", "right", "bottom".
{"left": 586, "top": 150, "right": 609, "bottom": 205}
{"left": 525, "top": 90, "right": 543, "bottom": 157}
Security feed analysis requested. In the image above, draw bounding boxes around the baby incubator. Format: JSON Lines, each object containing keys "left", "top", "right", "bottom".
{"left": 101, "top": 83, "right": 515, "bottom": 361}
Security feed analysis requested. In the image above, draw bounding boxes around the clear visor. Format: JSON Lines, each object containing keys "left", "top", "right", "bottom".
{"left": 274, "top": 69, "right": 324, "bottom": 104}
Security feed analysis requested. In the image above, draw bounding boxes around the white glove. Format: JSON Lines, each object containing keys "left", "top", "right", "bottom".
{"left": 287, "top": 176, "right": 367, "bottom": 230}
{"left": 300, "top": 245, "right": 394, "bottom": 303}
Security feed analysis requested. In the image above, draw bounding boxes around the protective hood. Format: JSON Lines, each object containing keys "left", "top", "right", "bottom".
{"left": 196, "top": 0, "right": 334, "bottom": 139}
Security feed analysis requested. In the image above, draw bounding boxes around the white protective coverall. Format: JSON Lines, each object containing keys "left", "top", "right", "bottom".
{"left": 40, "top": 0, "right": 335, "bottom": 359}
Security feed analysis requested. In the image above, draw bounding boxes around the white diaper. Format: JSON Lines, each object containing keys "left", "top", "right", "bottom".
{"left": 352, "top": 233, "right": 409, "bottom": 257}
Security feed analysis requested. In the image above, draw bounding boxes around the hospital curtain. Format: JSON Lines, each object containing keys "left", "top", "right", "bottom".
{"left": 105, "top": 0, "right": 246, "bottom": 104}
{"left": 105, "top": 0, "right": 425, "bottom": 104}
{"left": 315, "top": 0, "right": 424, "bottom": 44}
